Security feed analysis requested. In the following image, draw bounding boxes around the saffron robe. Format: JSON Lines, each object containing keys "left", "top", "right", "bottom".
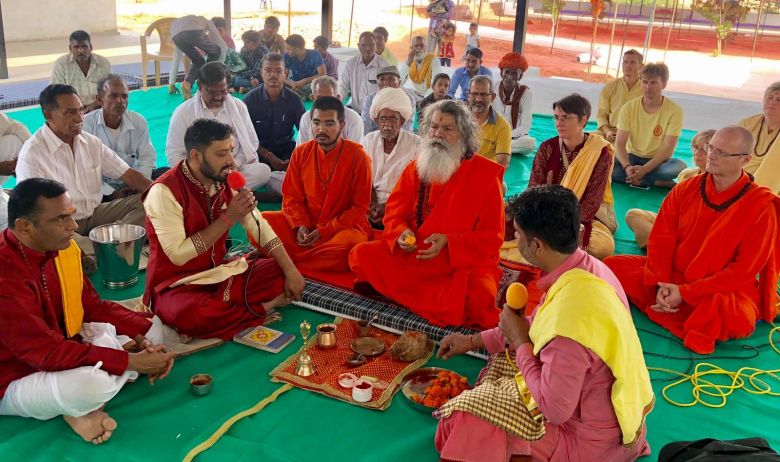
{"left": 143, "top": 161, "right": 285, "bottom": 340}
{"left": 605, "top": 172, "right": 780, "bottom": 354}
{"left": 349, "top": 155, "right": 505, "bottom": 329}
{"left": 263, "top": 139, "right": 372, "bottom": 273}
{"left": 0, "top": 230, "right": 152, "bottom": 398}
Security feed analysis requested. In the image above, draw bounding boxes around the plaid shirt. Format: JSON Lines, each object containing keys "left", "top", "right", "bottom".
{"left": 50, "top": 53, "right": 111, "bottom": 105}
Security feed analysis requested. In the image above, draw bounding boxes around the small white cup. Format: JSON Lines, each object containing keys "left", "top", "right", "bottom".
{"left": 351, "top": 379, "right": 373, "bottom": 403}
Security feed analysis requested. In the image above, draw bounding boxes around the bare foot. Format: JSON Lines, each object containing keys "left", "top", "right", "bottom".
{"left": 181, "top": 81, "right": 193, "bottom": 100}
{"left": 262, "top": 292, "right": 292, "bottom": 311}
{"left": 64, "top": 410, "right": 118, "bottom": 445}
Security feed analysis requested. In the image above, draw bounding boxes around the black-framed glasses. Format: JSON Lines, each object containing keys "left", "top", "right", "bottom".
{"left": 705, "top": 143, "right": 749, "bottom": 158}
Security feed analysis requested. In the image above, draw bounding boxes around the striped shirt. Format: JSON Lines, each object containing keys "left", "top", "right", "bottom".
{"left": 16, "top": 124, "right": 129, "bottom": 220}
{"left": 50, "top": 53, "right": 112, "bottom": 106}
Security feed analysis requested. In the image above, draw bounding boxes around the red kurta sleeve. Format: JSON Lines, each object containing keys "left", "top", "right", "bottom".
{"left": 82, "top": 277, "right": 152, "bottom": 339}
{"left": 578, "top": 148, "right": 611, "bottom": 224}
{"left": 529, "top": 140, "right": 553, "bottom": 187}
{"left": 645, "top": 180, "right": 684, "bottom": 286}
{"left": 0, "top": 281, "right": 129, "bottom": 377}
{"left": 679, "top": 205, "right": 777, "bottom": 304}
{"left": 447, "top": 172, "right": 505, "bottom": 269}
{"left": 281, "top": 144, "right": 315, "bottom": 230}
{"left": 382, "top": 163, "right": 420, "bottom": 252}
{"left": 317, "top": 147, "right": 372, "bottom": 241}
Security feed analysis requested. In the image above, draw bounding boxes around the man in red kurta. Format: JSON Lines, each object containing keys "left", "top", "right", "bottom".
{"left": 606, "top": 126, "right": 780, "bottom": 354}
{"left": 349, "top": 99, "right": 505, "bottom": 329}
{"left": 0, "top": 178, "right": 173, "bottom": 445}
{"left": 263, "top": 96, "right": 372, "bottom": 273}
{"left": 144, "top": 120, "right": 304, "bottom": 340}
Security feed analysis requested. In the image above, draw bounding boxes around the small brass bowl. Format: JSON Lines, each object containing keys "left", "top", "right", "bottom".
{"left": 316, "top": 323, "right": 338, "bottom": 349}
{"left": 190, "top": 374, "right": 213, "bottom": 396}
{"left": 345, "top": 352, "right": 367, "bottom": 368}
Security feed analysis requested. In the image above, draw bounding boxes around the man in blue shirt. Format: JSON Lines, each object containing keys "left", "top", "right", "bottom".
{"left": 283, "top": 34, "right": 325, "bottom": 100}
{"left": 82, "top": 74, "right": 160, "bottom": 198}
{"left": 244, "top": 53, "right": 306, "bottom": 192}
{"left": 447, "top": 47, "right": 493, "bottom": 101}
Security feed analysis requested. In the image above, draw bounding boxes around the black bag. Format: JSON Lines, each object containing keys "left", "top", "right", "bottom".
{"left": 659, "top": 437, "right": 780, "bottom": 461}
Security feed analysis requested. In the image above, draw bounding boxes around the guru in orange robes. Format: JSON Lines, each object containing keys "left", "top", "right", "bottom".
{"left": 263, "top": 138, "right": 372, "bottom": 273}
{"left": 349, "top": 155, "right": 505, "bottom": 329}
{"left": 605, "top": 172, "right": 780, "bottom": 354}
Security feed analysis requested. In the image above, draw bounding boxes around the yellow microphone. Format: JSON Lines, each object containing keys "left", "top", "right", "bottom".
{"left": 506, "top": 282, "right": 528, "bottom": 312}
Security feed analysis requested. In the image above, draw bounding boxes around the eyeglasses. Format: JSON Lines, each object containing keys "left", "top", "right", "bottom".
{"left": 377, "top": 115, "right": 401, "bottom": 124}
{"left": 553, "top": 114, "right": 578, "bottom": 122}
{"left": 704, "top": 143, "right": 749, "bottom": 158}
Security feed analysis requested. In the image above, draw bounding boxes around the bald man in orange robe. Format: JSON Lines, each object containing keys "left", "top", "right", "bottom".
{"left": 263, "top": 96, "right": 372, "bottom": 273}
{"left": 349, "top": 100, "right": 505, "bottom": 329}
{"left": 606, "top": 126, "right": 780, "bottom": 354}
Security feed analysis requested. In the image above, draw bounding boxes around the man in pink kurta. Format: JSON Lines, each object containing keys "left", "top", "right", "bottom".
{"left": 437, "top": 185, "right": 650, "bottom": 462}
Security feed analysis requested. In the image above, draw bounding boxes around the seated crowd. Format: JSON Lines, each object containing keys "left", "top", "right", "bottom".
{"left": 0, "top": 18, "right": 779, "bottom": 462}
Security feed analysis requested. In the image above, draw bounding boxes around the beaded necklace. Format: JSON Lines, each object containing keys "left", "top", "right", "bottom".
{"left": 753, "top": 117, "right": 780, "bottom": 158}
{"left": 699, "top": 173, "right": 753, "bottom": 212}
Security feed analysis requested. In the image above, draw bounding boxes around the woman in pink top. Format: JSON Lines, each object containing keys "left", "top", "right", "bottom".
{"left": 436, "top": 185, "right": 651, "bottom": 462}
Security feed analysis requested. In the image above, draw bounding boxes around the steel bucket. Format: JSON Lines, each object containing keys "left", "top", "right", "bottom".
{"left": 89, "top": 224, "right": 146, "bottom": 289}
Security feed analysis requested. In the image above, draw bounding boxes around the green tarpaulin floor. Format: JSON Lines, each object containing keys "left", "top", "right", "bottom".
{"left": 1, "top": 87, "right": 778, "bottom": 461}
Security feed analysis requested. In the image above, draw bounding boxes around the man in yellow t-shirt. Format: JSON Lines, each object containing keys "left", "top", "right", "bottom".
{"left": 595, "top": 49, "right": 643, "bottom": 142}
{"left": 469, "top": 75, "right": 512, "bottom": 170}
{"left": 613, "top": 63, "right": 686, "bottom": 188}
{"left": 737, "top": 81, "right": 780, "bottom": 193}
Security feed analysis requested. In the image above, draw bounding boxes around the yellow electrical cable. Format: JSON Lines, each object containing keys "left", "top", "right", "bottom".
{"left": 182, "top": 383, "right": 293, "bottom": 462}
{"left": 647, "top": 323, "right": 780, "bottom": 408}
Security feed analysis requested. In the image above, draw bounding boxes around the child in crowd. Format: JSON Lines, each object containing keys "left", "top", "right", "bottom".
{"left": 439, "top": 22, "right": 456, "bottom": 66}
{"left": 417, "top": 73, "right": 454, "bottom": 127}
{"left": 464, "top": 22, "right": 480, "bottom": 59}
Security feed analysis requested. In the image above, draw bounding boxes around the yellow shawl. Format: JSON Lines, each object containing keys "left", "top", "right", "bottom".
{"left": 54, "top": 240, "right": 84, "bottom": 337}
{"left": 408, "top": 54, "right": 434, "bottom": 88}
{"left": 561, "top": 133, "right": 615, "bottom": 207}
{"left": 529, "top": 269, "right": 654, "bottom": 446}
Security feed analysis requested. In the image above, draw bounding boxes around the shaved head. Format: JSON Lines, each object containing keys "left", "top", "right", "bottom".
{"left": 716, "top": 125, "right": 754, "bottom": 155}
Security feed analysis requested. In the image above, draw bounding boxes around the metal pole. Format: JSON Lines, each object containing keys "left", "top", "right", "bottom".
{"left": 750, "top": 0, "right": 763, "bottom": 61}
{"left": 321, "top": 0, "right": 333, "bottom": 39}
{"left": 616, "top": 0, "right": 633, "bottom": 78}
{"left": 663, "top": 0, "right": 678, "bottom": 61}
{"left": 643, "top": 0, "right": 658, "bottom": 58}
{"left": 347, "top": 0, "right": 356, "bottom": 47}
{"left": 409, "top": 0, "right": 415, "bottom": 47}
{"left": 513, "top": 0, "right": 529, "bottom": 52}
{"left": 287, "top": 0, "right": 292, "bottom": 36}
{"left": 223, "top": 0, "right": 232, "bottom": 37}
{"left": 477, "top": 0, "right": 484, "bottom": 26}
{"left": 604, "top": 0, "right": 620, "bottom": 82}
{"left": 0, "top": 0, "right": 7, "bottom": 79}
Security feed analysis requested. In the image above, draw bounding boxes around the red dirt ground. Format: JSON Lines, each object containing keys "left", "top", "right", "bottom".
{"left": 386, "top": 12, "right": 780, "bottom": 85}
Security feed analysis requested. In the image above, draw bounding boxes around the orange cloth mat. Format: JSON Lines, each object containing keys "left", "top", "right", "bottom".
{"left": 270, "top": 318, "right": 433, "bottom": 410}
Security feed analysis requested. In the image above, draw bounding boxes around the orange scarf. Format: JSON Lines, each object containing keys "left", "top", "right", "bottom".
{"left": 409, "top": 54, "right": 434, "bottom": 88}
{"left": 55, "top": 240, "right": 85, "bottom": 337}
{"left": 498, "top": 83, "right": 527, "bottom": 129}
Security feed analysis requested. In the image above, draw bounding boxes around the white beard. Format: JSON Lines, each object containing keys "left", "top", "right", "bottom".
{"left": 416, "top": 138, "right": 463, "bottom": 184}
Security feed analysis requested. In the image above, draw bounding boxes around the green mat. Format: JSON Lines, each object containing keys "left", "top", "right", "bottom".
{"left": 1, "top": 88, "right": 777, "bottom": 461}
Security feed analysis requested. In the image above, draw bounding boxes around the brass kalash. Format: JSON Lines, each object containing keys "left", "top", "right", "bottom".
{"left": 295, "top": 320, "right": 315, "bottom": 377}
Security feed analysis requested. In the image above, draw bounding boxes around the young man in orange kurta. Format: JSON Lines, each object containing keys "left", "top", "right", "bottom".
{"left": 349, "top": 100, "right": 505, "bottom": 329}
{"left": 263, "top": 96, "right": 372, "bottom": 273}
{"left": 606, "top": 126, "right": 780, "bottom": 354}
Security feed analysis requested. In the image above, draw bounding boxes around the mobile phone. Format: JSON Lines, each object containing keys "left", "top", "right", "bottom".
{"left": 629, "top": 184, "right": 651, "bottom": 190}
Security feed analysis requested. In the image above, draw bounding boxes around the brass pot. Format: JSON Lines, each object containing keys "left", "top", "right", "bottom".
{"left": 316, "top": 323, "right": 338, "bottom": 349}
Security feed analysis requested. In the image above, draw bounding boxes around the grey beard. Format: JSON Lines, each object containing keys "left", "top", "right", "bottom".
{"left": 416, "top": 138, "right": 464, "bottom": 184}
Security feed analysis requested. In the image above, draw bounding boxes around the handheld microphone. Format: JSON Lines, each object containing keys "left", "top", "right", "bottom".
{"left": 506, "top": 282, "right": 528, "bottom": 312}
{"left": 227, "top": 171, "right": 247, "bottom": 191}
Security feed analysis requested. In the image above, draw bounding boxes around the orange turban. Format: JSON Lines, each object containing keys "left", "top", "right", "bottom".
{"left": 498, "top": 52, "right": 529, "bottom": 72}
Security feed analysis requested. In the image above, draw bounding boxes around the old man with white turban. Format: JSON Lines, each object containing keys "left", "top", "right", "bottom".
{"left": 362, "top": 86, "right": 421, "bottom": 228}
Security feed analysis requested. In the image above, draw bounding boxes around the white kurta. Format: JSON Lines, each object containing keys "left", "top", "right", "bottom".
{"left": 16, "top": 125, "right": 130, "bottom": 221}
{"left": 361, "top": 130, "right": 420, "bottom": 204}
{"left": 492, "top": 85, "right": 536, "bottom": 155}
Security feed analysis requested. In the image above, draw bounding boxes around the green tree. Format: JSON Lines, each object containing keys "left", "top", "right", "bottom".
{"left": 693, "top": 0, "right": 746, "bottom": 56}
